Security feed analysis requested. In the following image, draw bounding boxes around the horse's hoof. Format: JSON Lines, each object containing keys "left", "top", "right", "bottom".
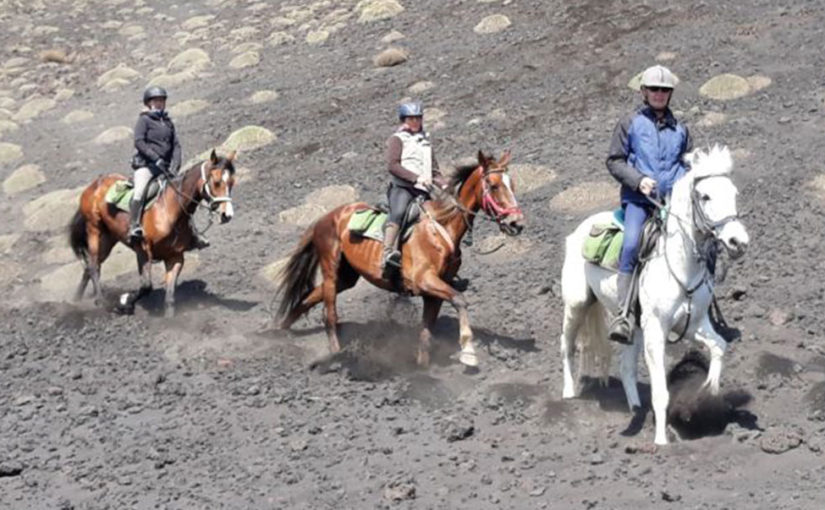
{"left": 164, "top": 309, "right": 175, "bottom": 319}
{"left": 458, "top": 350, "right": 479, "bottom": 367}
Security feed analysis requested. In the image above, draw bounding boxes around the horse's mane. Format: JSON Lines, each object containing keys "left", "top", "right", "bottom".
{"left": 687, "top": 144, "right": 732, "bottom": 179}
{"left": 430, "top": 162, "right": 482, "bottom": 223}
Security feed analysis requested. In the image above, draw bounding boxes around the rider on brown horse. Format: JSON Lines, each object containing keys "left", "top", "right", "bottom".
{"left": 383, "top": 101, "right": 449, "bottom": 270}
{"left": 130, "top": 86, "right": 208, "bottom": 249}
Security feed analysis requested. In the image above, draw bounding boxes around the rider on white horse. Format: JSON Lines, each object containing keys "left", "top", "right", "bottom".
{"left": 605, "top": 65, "right": 737, "bottom": 344}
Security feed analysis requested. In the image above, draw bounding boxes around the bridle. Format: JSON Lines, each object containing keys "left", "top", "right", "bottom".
{"left": 199, "top": 162, "right": 233, "bottom": 211}
{"left": 480, "top": 169, "right": 523, "bottom": 221}
{"left": 643, "top": 173, "right": 741, "bottom": 341}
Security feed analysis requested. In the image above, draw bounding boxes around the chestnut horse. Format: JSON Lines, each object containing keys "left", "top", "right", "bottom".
{"left": 275, "top": 150, "right": 525, "bottom": 367}
{"left": 69, "top": 150, "right": 236, "bottom": 317}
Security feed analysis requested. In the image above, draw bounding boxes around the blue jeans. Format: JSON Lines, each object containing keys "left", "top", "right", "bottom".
{"left": 618, "top": 201, "right": 653, "bottom": 274}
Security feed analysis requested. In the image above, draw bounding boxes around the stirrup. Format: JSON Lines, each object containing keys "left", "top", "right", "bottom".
{"left": 383, "top": 250, "right": 401, "bottom": 269}
{"left": 128, "top": 226, "right": 144, "bottom": 241}
{"left": 608, "top": 316, "right": 633, "bottom": 345}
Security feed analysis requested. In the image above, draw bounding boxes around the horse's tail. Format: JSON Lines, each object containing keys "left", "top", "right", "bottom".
{"left": 578, "top": 300, "right": 612, "bottom": 384}
{"left": 68, "top": 208, "right": 88, "bottom": 262}
{"left": 274, "top": 227, "right": 319, "bottom": 323}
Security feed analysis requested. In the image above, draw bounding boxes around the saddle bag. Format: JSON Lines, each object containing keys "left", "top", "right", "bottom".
{"left": 582, "top": 223, "right": 623, "bottom": 268}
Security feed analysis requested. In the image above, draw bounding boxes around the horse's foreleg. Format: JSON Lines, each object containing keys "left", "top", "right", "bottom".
{"left": 118, "top": 249, "right": 152, "bottom": 312}
{"left": 418, "top": 273, "right": 476, "bottom": 367}
{"left": 163, "top": 255, "right": 184, "bottom": 318}
{"left": 694, "top": 314, "right": 727, "bottom": 395}
{"left": 560, "top": 303, "right": 587, "bottom": 399}
{"left": 642, "top": 316, "right": 669, "bottom": 445}
{"left": 619, "top": 329, "right": 643, "bottom": 410}
{"left": 418, "top": 296, "right": 443, "bottom": 367}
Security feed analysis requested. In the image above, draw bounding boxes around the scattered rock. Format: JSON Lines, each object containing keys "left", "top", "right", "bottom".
{"left": 0, "top": 142, "right": 23, "bottom": 166}
{"left": 510, "top": 163, "right": 557, "bottom": 194}
{"left": 408, "top": 80, "right": 434, "bottom": 94}
{"left": 304, "top": 185, "right": 359, "bottom": 209}
{"left": 40, "top": 49, "right": 70, "bottom": 63}
{"left": 383, "top": 482, "right": 416, "bottom": 501}
{"left": 268, "top": 31, "right": 296, "bottom": 46}
{"left": 222, "top": 125, "right": 276, "bottom": 151}
{"left": 3, "top": 164, "right": 45, "bottom": 195}
{"left": 94, "top": 126, "right": 132, "bottom": 145}
{"left": 248, "top": 90, "right": 279, "bottom": 104}
{"left": 699, "top": 73, "right": 752, "bottom": 100}
{"left": 0, "top": 461, "right": 23, "bottom": 477}
{"left": 373, "top": 47, "right": 408, "bottom": 67}
{"left": 229, "top": 51, "right": 260, "bottom": 69}
{"left": 697, "top": 111, "right": 727, "bottom": 127}
{"left": 760, "top": 427, "right": 803, "bottom": 454}
{"left": 439, "top": 415, "right": 475, "bottom": 442}
{"left": 23, "top": 187, "right": 84, "bottom": 232}
{"left": 0, "top": 120, "right": 19, "bottom": 136}
{"left": 358, "top": 0, "right": 405, "bottom": 23}
{"left": 181, "top": 15, "right": 215, "bottom": 31}
{"left": 0, "top": 233, "right": 21, "bottom": 254}
{"left": 656, "top": 51, "right": 677, "bottom": 61}
{"left": 12, "top": 97, "right": 57, "bottom": 122}
{"left": 381, "top": 30, "right": 405, "bottom": 43}
{"left": 278, "top": 203, "right": 326, "bottom": 227}
{"left": 305, "top": 30, "right": 330, "bottom": 45}
{"left": 54, "top": 88, "right": 74, "bottom": 102}
{"left": 96, "top": 64, "right": 140, "bottom": 88}
{"left": 746, "top": 74, "right": 772, "bottom": 92}
{"left": 169, "top": 99, "right": 209, "bottom": 118}
{"left": 474, "top": 14, "right": 511, "bottom": 34}
{"left": 62, "top": 110, "right": 94, "bottom": 124}
{"left": 768, "top": 308, "right": 793, "bottom": 326}
{"left": 168, "top": 48, "right": 210, "bottom": 73}
{"left": 549, "top": 181, "right": 618, "bottom": 213}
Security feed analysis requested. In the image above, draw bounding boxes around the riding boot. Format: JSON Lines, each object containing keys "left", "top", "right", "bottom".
{"left": 608, "top": 272, "right": 634, "bottom": 344}
{"left": 128, "top": 198, "right": 144, "bottom": 241}
{"left": 381, "top": 222, "right": 402, "bottom": 271}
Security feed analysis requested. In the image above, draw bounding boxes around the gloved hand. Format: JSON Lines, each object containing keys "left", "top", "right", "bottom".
{"left": 155, "top": 159, "right": 172, "bottom": 178}
{"left": 416, "top": 175, "right": 433, "bottom": 189}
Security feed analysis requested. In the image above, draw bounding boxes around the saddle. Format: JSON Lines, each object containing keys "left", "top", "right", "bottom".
{"left": 104, "top": 176, "right": 167, "bottom": 213}
{"left": 582, "top": 209, "right": 662, "bottom": 270}
{"left": 347, "top": 196, "right": 425, "bottom": 243}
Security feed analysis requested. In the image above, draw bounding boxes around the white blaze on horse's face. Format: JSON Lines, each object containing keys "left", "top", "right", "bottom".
{"left": 695, "top": 176, "right": 749, "bottom": 258}
{"left": 221, "top": 169, "right": 234, "bottom": 221}
{"left": 487, "top": 169, "right": 524, "bottom": 235}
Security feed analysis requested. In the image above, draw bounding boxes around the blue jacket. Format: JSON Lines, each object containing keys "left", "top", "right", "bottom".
{"left": 606, "top": 104, "right": 692, "bottom": 204}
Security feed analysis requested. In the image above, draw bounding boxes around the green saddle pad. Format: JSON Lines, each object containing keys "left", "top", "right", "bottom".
{"left": 347, "top": 209, "right": 415, "bottom": 242}
{"left": 104, "top": 180, "right": 160, "bottom": 213}
{"left": 582, "top": 222, "right": 623, "bottom": 270}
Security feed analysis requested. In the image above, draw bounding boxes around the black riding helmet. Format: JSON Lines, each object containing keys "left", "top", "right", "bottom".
{"left": 143, "top": 86, "right": 168, "bottom": 105}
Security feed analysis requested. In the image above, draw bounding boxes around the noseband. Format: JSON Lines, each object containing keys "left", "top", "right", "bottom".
{"left": 480, "top": 169, "right": 522, "bottom": 222}
{"left": 691, "top": 175, "right": 739, "bottom": 238}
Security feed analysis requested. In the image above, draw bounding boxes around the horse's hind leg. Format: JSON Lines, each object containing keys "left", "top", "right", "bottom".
{"left": 87, "top": 227, "right": 115, "bottom": 306}
{"left": 280, "top": 286, "right": 323, "bottom": 329}
{"left": 74, "top": 265, "right": 91, "bottom": 302}
{"left": 418, "top": 297, "right": 443, "bottom": 367}
{"left": 560, "top": 302, "right": 587, "bottom": 399}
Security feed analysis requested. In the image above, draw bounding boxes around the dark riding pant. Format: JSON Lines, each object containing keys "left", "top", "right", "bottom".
{"left": 618, "top": 201, "right": 654, "bottom": 274}
{"left": 387, "top": 183, "right": 428, "bottom": 226}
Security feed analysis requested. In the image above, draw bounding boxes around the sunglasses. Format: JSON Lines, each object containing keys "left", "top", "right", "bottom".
{"left": 645, "top": 86, "right": 672, "bottom": 93}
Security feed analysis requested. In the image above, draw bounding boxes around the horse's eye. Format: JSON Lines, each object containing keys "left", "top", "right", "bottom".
{"left": 701, "top": 193, "right": 710, "bottom": 202}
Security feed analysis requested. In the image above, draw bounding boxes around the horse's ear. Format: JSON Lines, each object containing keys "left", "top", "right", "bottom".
{"left": 227, "top": 150, "right": 237, "bottom": 162}
{"left": 210, "top": 149, "right": 219, "bottom": 164}
{"left": 498, "top": 149, "right": 511, "bottom": 168}
{"left": 477, "top": 150, "right": 488, "bottom": 168}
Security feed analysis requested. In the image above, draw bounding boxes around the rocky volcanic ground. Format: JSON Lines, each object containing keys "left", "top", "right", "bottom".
{"left": 1, "top": 0, "right": 825, "bottom": 508}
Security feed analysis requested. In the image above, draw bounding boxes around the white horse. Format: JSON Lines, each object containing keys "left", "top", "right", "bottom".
{"left": 559, "top": 145, "right": 749, "bottom": 445}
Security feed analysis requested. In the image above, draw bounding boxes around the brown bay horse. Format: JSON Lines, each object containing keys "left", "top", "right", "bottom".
{"left": 275, "top": 150, "right": 525, "bottom": 368}
{"left": 69, "top": 150, "right": 236, "bottom": 317}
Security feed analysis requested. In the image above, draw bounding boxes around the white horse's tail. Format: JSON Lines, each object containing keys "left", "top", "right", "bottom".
{"left": 577, "top": 300, "right": 612, "bottom": 384}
